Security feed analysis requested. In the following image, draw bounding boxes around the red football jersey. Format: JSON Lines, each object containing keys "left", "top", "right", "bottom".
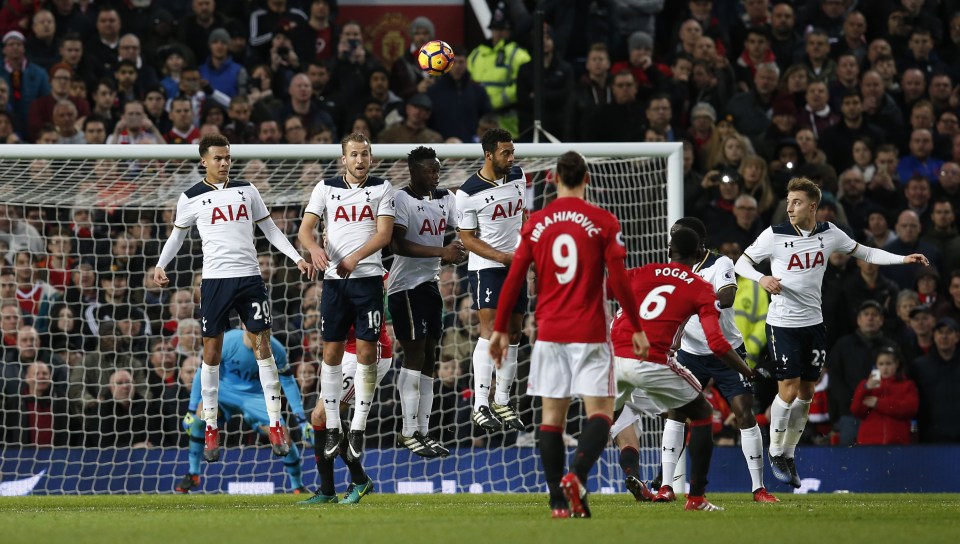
{"left": 495, "top": 197, "right": 629, "bottom": 343}
{"left": 344, "top": 324, "right": 393, "bottom": 358}
{"left": 611, "top": 262, "right": 731, "bottom": 363}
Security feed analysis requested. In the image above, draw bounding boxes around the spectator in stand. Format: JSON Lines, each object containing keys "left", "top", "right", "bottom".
{"left": 278, "top": 72, "right": 337, "bottom": 137}
{"left": 868, "top": 144, "right": 901, "bottom": 209}
{"left": 733, "top": 27, "right": 776, "bottom": 90}
{"left": 282, "top": 115, "right": 308, "bottom": 144}
{"left": 911, "top": 317, "right": 960, "bottom": 442}
{"left": 200, "top": 28, "right": 247, "bottom": 99}
{"left": 936, "top": 272, "right": 960, "bottom": 323}
{"left": 247, "top": 64, "right": 283, "bottom": 125}
{"left": 898, "top": 129, "right": 944, "bottom": 185}
{"left": 738, "top": 154, "right": 776, "bottom": 218}
{"left": 0, "top": 30, "right": 51, "bottom": 134}
{"left": 222, "top": 95, "right": 257, "bottom": 144}
{"left": 144, "top": 338, "right": 180, "bottom": 444}
{"left": 249, "top": 0, "right": 311, "bottom": 62}
{"left": 142, "top": 85, "right": 170, "bottom": 135}
{"left": 820, "top": 90, "right": 885, "bottom": 173}
{"left": 52, "top": 100, "right": 83, "bottom": 144}
{"left": 882, "top": 210, "right": 942, "bottom": 290}
{"left": 903, "top": 176, "right": 933, "bottom": 229}
{"left": 85, "top": 368, "right": 159, "bottom": 448}
{"left": 11, "top": 250, "right": 59, "bottom": 328}
{"left": 837, "top": 168, "right": 881, "bottom": 239}
{"left": 84, "top": 7, "right": 122, "bottom": 81}
{"left": 564, "top": 43, "right": 613, "bottom": 143}
{"left": 799, "top": 28, "right": 835, "bottom": 83}
{"left": 82, "top": 114, "right": 108, "bottom": 145}
{"left": 305, "top": 0, "right": 336, "bottom": 63}
{"left": 928, "top": 74, "right": 953, "bottom": 117}
{"left": 376, "top": 93, "right": 442, "bottom": 144}
{"left": 426, "top": 45, "right": 492, "bottom": 143}
{"left": 158, "top": 48, "right": 186, "bottom": 101}
{"left": 0, "top": 204, "right": 44, "bottom": 263}
{"left": 25, "top": 9, "right": 58, "bottom": 71}
{"left": 118, "top": 34, "right": 159, "bottom": 92}
{"left": 827, "top": 300, "right": 898, "bottom": 445}
{"left": 768, "top": 2, "right": 799, "bottom": 73}
{"left": 3, "top": 324, "right": 68, "bottom": 399}
{"left": 894, "top": 69, "right": 927, "bottom": 123}
{"left": 914, "top": 267, "right": 942, "bottom": 307}
{"left": 715, "top": 193, "right": 763, "bottom": 250}
{"left": 3, "top": 360, "right": 74, "bottom": 446}
{"left": 431, "top": 353, "right": 473, "bottom": 448}
{"left": 330, "top": 20, "right": 383, "bottom": 118}
{"left": 833, "top": 10, "right": 868, "bottom": 64}
{"left": 36, "top": 229, "right": 75, "bottom": 295}
{"left": 849, "top": 136, "right": 876, "bottom": 183}
{"left": 161, "top": 288, "right": 196, "bottom": 338}
{"left": 466, "top": 3, "right": 530, "bottom": 137}
{"left": 178, "top": 0, "right": 233, "bottom": 64}
{"left": 0, "top": 109, "right": 19, "bottom": 143}
{"left": 860, "top": 70, "right": 904, "bottom": 136}
{"left": 585, "top": 70, "right": 645, "bottom": 142}
{"left": 391, "top": 16, "right": 435, "bottom": 101}
{"left": 107, "top": 100, "right": 165, "bottom": 145}
{"left": 166, "top": 355, "right": 200, "bottom": 446}
{"left": 45, "top": 301, "right": 82, "bottom": 355}
{"left": 899, "top": 302, "right": 935, "bottom": 364}
{"left": 27, "top": 62, "right": 90, "bottom": 142}
{"left": 643, "top": 93, "right": 676, "bottom": 141}
{"left": 165, "top": 96, "right": 200, "bottom": 145}
{"left": 172, "top": 66, "right": 231, "bottom": 127}
{"left": 611, "top": 30, "right": 666, "bottom": 101}
{"left": 899, "top": 28, "right": 948, "bottom": 79}
{"left": 35, "top": 123, "right": 60, "bottom": 145}
{"left": 517, "top": 23, "right": 573, "bottom": 142}
{"left": 850, "top": 346, "right": 919, "bottom": 445}
{"left": 726, "top": 62, "right": 779, "bottom": 147}
{"left": 795, "top": 80, "right": 838, "bottom": 138}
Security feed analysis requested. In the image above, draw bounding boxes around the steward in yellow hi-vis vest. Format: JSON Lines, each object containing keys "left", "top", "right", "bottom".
{"left": 466, "top": 2, "right": 530, "bottom": 137}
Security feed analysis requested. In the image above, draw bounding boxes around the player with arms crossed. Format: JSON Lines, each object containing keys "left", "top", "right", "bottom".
{"left": 610, "top": 227, "right": 755, "bottom": 512}
{"left": 177, "top": 328, "right": 309, "bottom": 493}
{"left": 298, "top": 324, "right": 393, "bottom": 504}
{"left": 298, "top": 132, "right": 395, "bottom": 464}
{"left": 389, "top": 146, "right": 463, "bottom": 457}
{"left": 654, "top": 217, "right": 779, "bottom": 503}
{"left": 155, "top": 134, "right": 312, "bottom": 462}
{"left": 490, "top": 151, "right": 649, "bottom": 518}
{"left": 734, "top": 177, "right": 928, "bottom": 487}
{"left": 456, "top": 128, "right": 527, "bottom": 432}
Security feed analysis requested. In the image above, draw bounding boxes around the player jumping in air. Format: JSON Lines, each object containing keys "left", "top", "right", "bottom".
{"left": 155, "top": 134, "right": 312, "bottom": 462}
{"left": 298, "top": 132, "right": 395, "bottom": 464}
{"left": 735, "top": 177, "right": 928, "bottom": 488}
{"left": 490, "top": 151, "right": 648, "bottom": 518}
{"left": 457, "top": 128, "right": 527, "bottom": 433}
{"left": 388, "top": 146, "right": 464, "bottom": 458}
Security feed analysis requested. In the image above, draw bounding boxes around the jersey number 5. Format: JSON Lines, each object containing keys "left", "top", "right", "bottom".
{"left": 639, "top": 285, "right": 676, "bottom": 319}
{"left": 552, "top": 234, "right": 577, "bottom": 284}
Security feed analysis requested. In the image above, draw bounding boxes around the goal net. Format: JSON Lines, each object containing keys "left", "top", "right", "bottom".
{"left": 0, "top": 142, "right": 681, "bottom": 495}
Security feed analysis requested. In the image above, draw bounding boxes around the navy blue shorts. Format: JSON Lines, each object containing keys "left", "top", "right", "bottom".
{"left": 468, "top": 268, "right": 527, "bottom": 313}
{"left": 676, "top": 345, "right": 753, "bottom": 400}
{"left": 766, "top": 323, "right": 827, "bottom": 382}
{"left": 388, "top": 281, "right": 443, "bottom": 341}
{"left": 321, "top": 276, "right": 384, "bottom": 342}
{"left": 199, "top": 275, "right": 271, "bottom": 337}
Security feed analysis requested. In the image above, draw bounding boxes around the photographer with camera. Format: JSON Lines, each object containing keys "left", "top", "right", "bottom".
{"left": 332, "top": 21, "right": 382, "bottom": 120}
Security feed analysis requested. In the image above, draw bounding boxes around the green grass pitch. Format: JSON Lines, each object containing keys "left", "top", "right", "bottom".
{"left": 2, "top": 494, "right": 959, "bottom": 544}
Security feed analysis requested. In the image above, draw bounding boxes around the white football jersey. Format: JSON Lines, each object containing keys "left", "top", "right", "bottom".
{"left": 387, "top": 187, "right": 457, "bottom": 295}
{"left": 455, "top": 166, "right": 525, "bottom": 271}
{"left": 680, "top": 252, "right": 744, "bottom": 355}
{"left": 743, "top": 221, "right": 857, "bottom": 327}
{"left": 173, "top": 179, "right": 269, "bottom": 279}
{"left": 304, "top": 175, "right": 396, "bottom": 280}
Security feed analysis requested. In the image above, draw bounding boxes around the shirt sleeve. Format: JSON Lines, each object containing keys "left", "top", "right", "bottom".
{"left": 742, "top": 227, "right": 774, "bottom": 265}
{"left": 446, "top": 193, "right": 458, "bottom": 230}
{"left": 603, "top": 213, "right": 628, "bottom": 262}
{"left": 455, "top": 190, "right": 478, "bottom": 231}
{"left": 304, "top": 182, "right": 327, "bottom": 217}
{"left": 173, "top": 193, "right": 196, "bottom": 229}
{"left": 699, "top": 286, "right": 732, "bottom": 357}
{"left": 249, "top": 186, "right": 270, "bottom": 222}
{"left": 393, "top": 192, "right": 410, "bottom": 230}
{"left": 830, "top": 223, "right": 859, "bottom": 254}
{"left": 715, "top": 256, "right": 737, "bottom": 292}
{"left": 377, "top": 183, "right": 396, "bottom": 217}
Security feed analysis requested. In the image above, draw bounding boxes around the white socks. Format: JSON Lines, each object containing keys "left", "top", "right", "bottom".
{"left": 661, "top": 419, "right": 685, "bottom": 489}
{"left": 418, "top": 374, "right": 433, "bottom": 435}
{"left": 740, "top": 424, "right": 764, "bottom": 491}
{"left": 494, "top": 344, "right": 519, "bottom": 405}
{"left": 769, "top": 395, "right": 792, "bottom": 457}
{"left": 472, "top": 338, "right": 493, "bottom": 410}
{"left": 398, "top": 367, "right": 420, "bottom": 436}
{"left": 350, "top": 362, "right": 377, "bottom": 431}
{"left": 257, "top": 356, "right": 282, "bottom": 426}
{"left": 320, "top": 363, "right": 343, "bottom": 430}
{"left": 200, "top": 362, "right": 219, "bottom": 428}
{"left": 784, "top": 398, "right": 811, "bottom": 458}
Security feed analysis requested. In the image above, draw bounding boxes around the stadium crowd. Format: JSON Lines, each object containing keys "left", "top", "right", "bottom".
{"left": 1, "top": 0, "right": 959, "bottom": 450}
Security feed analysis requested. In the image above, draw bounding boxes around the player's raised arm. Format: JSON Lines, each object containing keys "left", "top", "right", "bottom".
{"left": 848, "top": 243, "right": 929, "bottom": 266}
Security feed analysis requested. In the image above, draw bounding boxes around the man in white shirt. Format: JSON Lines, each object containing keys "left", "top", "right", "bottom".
{"left": 298, "top": 132, "right": 395, "bottom": 464}
{"left": 735, "top": 177, "right": 928, "bottom": 487}
{"left": 154, "top": 134, "right": 311, "bottom": 463}
{"left": 388, "top": 146, "right": 463, "bottom": 458}
{"left": 455, "top": 128, "right": 526, "bottom": 433}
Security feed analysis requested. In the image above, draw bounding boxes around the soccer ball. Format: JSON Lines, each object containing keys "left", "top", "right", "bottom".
{"left": 417, "top": 40, "right": 455, "bottom": 77}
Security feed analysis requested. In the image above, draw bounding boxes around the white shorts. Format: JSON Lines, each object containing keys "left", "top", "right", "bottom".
{"left": 613, "top": 355, "right": 701, "bottom": 412}
{"left": 337, "top": 352, "right": 392, "bottom": 406}
{"left": 610, "top": 401, "right": 646, "bottom": 439}
{"left": 527, "top": 341, "right": 614, "bottom": 399}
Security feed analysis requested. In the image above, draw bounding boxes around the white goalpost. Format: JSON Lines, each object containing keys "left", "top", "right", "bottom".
{"left": 0, "top": 142, "right": 681, "bottom": 495}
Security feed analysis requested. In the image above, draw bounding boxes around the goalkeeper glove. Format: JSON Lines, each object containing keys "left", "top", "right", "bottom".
{"left": 182, "top": 412, "right": 197, "bottom": 432}
{"left": 300, "top": 421, "right": 314, "bottom": 447}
